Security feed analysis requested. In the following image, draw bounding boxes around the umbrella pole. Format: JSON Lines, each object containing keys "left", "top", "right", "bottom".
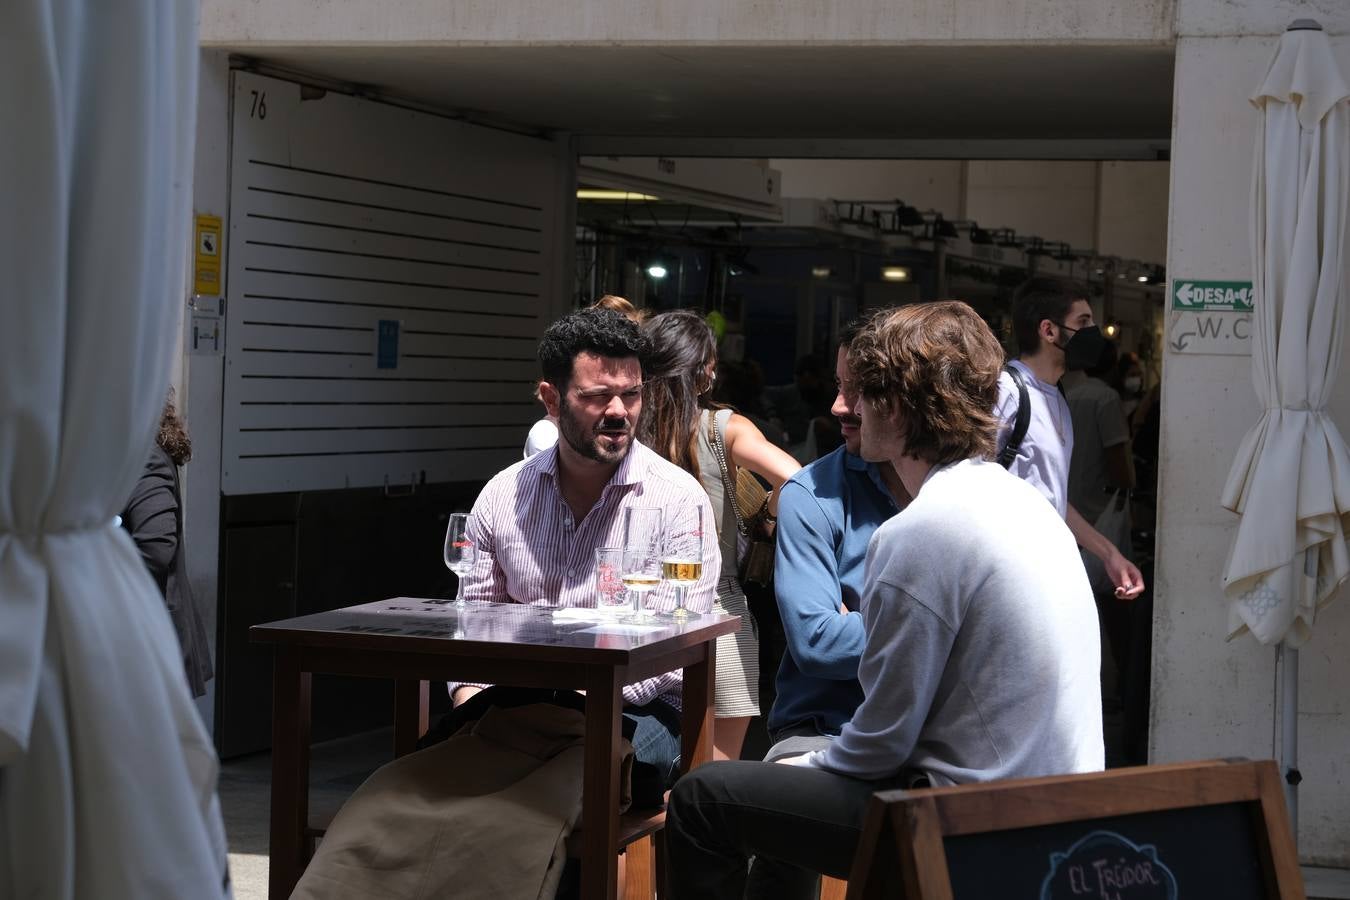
{"left": 1279, "top": 639, "right": 1300, "bottom": 842}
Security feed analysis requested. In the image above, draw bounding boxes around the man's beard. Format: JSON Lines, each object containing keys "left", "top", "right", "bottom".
{"left": 559, "top": 401, "right": 634, "bottom": 464}
{"left": 837, "top": 413, "right": 862, "bottom": 453}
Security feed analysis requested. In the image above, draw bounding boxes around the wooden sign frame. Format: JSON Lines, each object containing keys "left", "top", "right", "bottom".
{"left": 845, "top": 759, "right": 1303, "bottom": 900}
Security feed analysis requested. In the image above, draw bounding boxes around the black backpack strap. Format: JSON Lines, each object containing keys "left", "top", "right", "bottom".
{"left": 998, "top": 363, "right": 1031, "bottom": 469}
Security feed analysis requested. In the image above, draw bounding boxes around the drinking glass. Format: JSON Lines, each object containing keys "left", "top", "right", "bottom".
{"left": 440, "top": 512, "right": 478, "bottom": 607}
{"left": 663, "top": 504, "right": 704, "bottom": 619}
{"left": 623, "top": 506, "right": 662, "bottom": 555}
{"left": 594, "top": 547, "right": 629, "bottom": 615}
{"left": 621, "top": 546, "right": 663, "bottom": 618}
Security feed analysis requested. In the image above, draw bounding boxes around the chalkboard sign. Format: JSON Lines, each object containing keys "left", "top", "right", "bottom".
{"left": 845, "top": 759, "right": 1302, "bottom": 900}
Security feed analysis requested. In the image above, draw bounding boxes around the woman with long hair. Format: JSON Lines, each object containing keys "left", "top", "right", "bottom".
{"left": 639, "top": 310, "right": 800, "bottom": 760}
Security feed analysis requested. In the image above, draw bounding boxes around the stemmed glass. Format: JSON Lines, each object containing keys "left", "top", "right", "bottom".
{"left": 437, "top": 512, "right": 478, "bottom": 607}
{"left": 621, "top": 507, "right": 663, "bottom": 619}
{"left": 663, "top": 504, "right": 704, "bottom": 619}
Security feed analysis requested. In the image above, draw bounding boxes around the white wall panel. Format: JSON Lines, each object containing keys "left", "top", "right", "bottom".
{"left": 223, "top": 72, "right": 560, "bottom": 494}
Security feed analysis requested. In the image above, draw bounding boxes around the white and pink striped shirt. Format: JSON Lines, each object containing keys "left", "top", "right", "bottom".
{"left": 461, "top": 439, "right": 719, "bottom": 708}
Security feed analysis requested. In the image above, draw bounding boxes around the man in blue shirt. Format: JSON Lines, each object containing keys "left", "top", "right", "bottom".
{"left": 745, "top": 320, "right": 906, "bottom": 895}
{"left": 766, "top": 318, "right": 908, "bottom": 757}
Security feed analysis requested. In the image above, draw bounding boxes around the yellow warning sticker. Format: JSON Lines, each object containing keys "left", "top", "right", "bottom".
{"left": 194, "top": 213, "right": 223, "bottom": 295}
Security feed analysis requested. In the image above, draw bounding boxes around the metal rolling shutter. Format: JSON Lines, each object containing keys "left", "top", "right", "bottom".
{"left": 222, "top": 72, "right": 561, "bottom": 494}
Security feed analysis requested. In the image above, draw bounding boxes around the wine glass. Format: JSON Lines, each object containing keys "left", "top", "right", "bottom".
{"left": 663, "top": 504, "right": 704, "bottom": 619}
{"left": 621, "top": 546, "right": 662, "bottom": 618}
{"left": 440, "top": 512, "right": 478, "bottom": 607}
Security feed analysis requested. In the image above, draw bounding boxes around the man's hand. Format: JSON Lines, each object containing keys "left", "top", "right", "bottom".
{"left": 1066, "top": 504, "right": 1145, "bottom": 601}
{"left": 1105, "top": 549, "right": 1145, "bottom": 600}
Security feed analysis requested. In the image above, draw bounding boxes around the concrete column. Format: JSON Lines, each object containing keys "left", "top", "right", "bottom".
{"left": 1156, "top": 1, "right": 1350, "bottom": 863}
{"left": 183, "top": 49, "right": 232, "bottom": 731}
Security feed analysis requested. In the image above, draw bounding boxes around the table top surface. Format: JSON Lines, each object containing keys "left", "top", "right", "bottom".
{"left": 251, "top": 598, "right": 740, "bottom": 663}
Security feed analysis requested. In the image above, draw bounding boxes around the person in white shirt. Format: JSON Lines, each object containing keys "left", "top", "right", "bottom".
{"left": 663, "top": 301, "right": 1105, "bottom": 899}
{"left": 994, "top": 278, "right": 1144, "bottom": 601}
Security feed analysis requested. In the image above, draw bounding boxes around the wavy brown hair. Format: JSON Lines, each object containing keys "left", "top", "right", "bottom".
{"left": 637, "top": 310, "right": 720, "bottom": 476}
{"left": 849, "top": 301, "right": 1002, "bottom": 466}
{"left": 157, "top": 392, "right": 192, "bottom": 466}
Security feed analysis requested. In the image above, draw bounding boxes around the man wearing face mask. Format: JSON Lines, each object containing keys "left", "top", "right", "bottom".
{"left": 994, "top": 279, "right": 1145, "bottom": 601}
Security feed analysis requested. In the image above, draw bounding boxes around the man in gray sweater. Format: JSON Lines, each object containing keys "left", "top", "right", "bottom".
{"left": 664, "top": 301, "right": 1104, "bottom": 900}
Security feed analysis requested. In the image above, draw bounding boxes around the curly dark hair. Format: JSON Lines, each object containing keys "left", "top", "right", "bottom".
{"left": 538, "top": 307, "right": 650, "bottom": 391}
{"left": 638, "top": 310, "right": 720, "bottom": 476}
{"left": 1011, "top": 277, "right": 1088, "bottom": 356}
{"left": 849, "top": 301, "right": 1003, "bottom": 466}
{"left": 158, "top": 392, "right": 192, "bottom": 467}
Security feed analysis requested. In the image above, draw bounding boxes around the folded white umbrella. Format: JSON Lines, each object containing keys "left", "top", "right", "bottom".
{"left": 1221, "top": 23, "right": 1350, "bottom": 647}
{"left": 0, "top": 1, "right": 230, "bottom": 896}
{"left": 1219, "top": 20, "right": 1350, "bottom": 836}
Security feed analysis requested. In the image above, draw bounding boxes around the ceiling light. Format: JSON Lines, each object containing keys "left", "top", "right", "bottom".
{"left": 1137, "top": 274, "right": 1149, "bottom": 283}
{"left": 1104, "top": 323, "right": 1120, "bottom": 338}
{"left": 577, "top": 189, "right": 660, "bottom": 202}
{"left": 811, "top": 266, "right": 832, "bottom": 279}
{"left": 882, "top": 266, "right": 911, "bottom": 282}
{"left": 647, "top": 264, "right": 668, "bottom": 279}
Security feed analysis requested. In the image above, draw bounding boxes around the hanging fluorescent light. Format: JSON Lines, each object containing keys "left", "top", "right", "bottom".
{"left": 577, "top": 189, "right": 660, "bottom": 201}
{"left": 646, "top": 264, "right": 668, "bottom": 279}
{"left": 811, "top": 266, "right": 832, "bottom": 279}
{"left": 882, "top": 266, "right": 911, "bottom": 282}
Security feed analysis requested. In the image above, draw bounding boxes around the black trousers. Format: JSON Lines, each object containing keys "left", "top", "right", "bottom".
{"left": 665, "top": 760, "right": 911, "bottom": 900}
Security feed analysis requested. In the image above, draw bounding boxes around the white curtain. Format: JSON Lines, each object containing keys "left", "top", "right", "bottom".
{"left": 0, "top": 2, "right": 230, "bottom": 896}
{"left": 1220, "top": 26, "right": 1350, "bottom": 646}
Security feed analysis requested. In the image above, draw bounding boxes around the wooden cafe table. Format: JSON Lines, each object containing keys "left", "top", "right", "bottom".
{"left": 251, "top": 598, "right": 739, "bottom": 900}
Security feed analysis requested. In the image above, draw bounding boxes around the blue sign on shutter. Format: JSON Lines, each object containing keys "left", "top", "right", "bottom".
{"left": 377, "top": 319, "right": 400, "bottom": 369}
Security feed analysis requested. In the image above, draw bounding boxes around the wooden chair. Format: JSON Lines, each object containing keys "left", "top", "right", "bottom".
{"left": 821, "top": 875, "right": 849, "bottom": 899}
{"left": 564, "top": 806, "right": 667, "bottom": 900}
{"left": 842, "top": 759, "right": 1302, "bottom": 900}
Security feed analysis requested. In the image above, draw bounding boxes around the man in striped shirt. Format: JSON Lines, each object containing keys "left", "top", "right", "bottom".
{"left": 448, "top": 307, "right": 720, "bottom": 783}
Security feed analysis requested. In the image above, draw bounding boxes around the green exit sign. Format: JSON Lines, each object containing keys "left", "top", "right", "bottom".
{"left": 1171, "top": 280, "right": 1254, "bottom": 311}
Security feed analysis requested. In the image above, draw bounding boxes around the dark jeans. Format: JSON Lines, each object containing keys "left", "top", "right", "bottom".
{"left": 665, "top": 760, "right": 909, "bottom": 900}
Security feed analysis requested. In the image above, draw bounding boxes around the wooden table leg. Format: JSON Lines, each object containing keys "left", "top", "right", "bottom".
{"left": 679, "top": 641, "right": 717, "bottom": 772}
{"left": 393, "top": 679, "right": 429, "bottom": 758}
{"left": 268, "top": 647, "right": 311, "bottom": 900}
{"left": 580, "top": 664, "right": 625, "bottom": 900}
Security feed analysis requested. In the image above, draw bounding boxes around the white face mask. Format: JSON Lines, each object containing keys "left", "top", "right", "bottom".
{"left": 1123, "top": 375, "right": 1142, "bottom": 394}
